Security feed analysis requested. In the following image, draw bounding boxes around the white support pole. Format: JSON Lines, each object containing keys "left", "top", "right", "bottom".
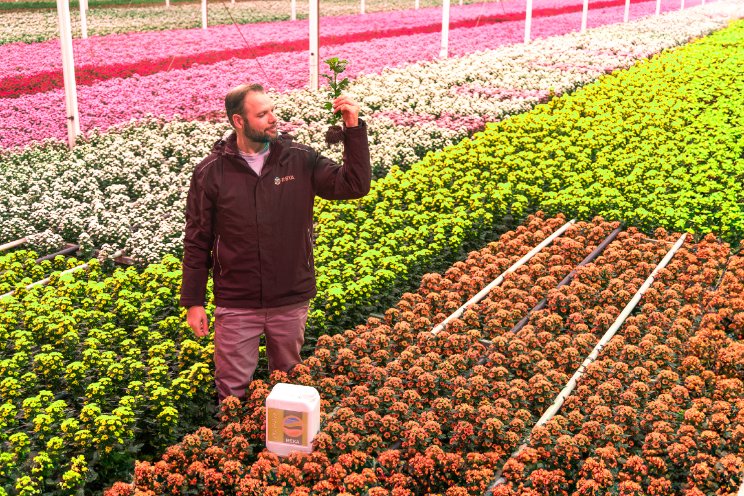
{"left": 680, "top": 0, "right": 684, "bottom": 9}
{"left": 0, "top": 237, "right": 28, "bottom": 253}
{"left": 439, "top": 0, "right": 450, "bottom": 58}
{"left": 533, "top": 233, "right": 687, "bottom": 427}
{"left": 166, "top": 0, "right": 169, "bottom": 8}
{"left": 655, "top": 0, "right": 661, "bottom": 15}
{"left": 524, "top": 0, "right": 533, "bottom": 43}
{"left": 56, "top": 0, "right": 80, "bottom": 149}
{"left": 291, "top": 0, "right": 296, "bottom": 20}
{"left": 623, "top": 0, "right": 630, "bottom": 22}
{"left": 415, "top": 0, "right": 419, "bottom": 8}
{"left": 459, "top": 0, "right": 463, "bottom": 5}
{"left": 431, "top": 219, "right": 577, "bottom": 335}
{"left": 79, "top": 0, "right": 88, "bottom": 39}
{"left": 581, "top": 0, "right": 589, "bottom": 32}
{"left": 202, "top": 0, "right": 207, "bottom": 29}
{"left": 361, "top": 0, "right": 365, "bottom": 14}
{"left": 309, "top": 0, "right": 319, "bottom": 90}
{"left": 486, "top": 233, "right": 688, "bottom": 492}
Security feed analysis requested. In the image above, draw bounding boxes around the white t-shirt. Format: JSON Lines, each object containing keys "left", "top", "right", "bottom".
{"left": 238, "top": 144, "right": 270, "bottom": 176}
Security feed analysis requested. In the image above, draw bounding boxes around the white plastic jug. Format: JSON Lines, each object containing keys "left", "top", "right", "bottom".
{"left": 265, "top": 383, "right": 321, "bottom": 456}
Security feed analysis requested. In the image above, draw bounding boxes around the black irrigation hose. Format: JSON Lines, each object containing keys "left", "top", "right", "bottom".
{"left": 35, "top": 244, "right": 80, "bottom": 263}
{"left": 476, "top": 225, "right": 624, "bottom": 360}
{"left": 506, "top": 225, "right": 623, "bottom": 335}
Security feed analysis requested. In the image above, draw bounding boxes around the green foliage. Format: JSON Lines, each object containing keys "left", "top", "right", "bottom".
{"left": 322, "top": 57, "right": 351, "bottom": 125}
{"left": 482, "top": 21, "right": 744, "bottom": 242}
{"left": 0, "top": 254, "right": 215, "bottom": 494}
{"left": 307, "top": 20, "right": 744, "bottom": 334}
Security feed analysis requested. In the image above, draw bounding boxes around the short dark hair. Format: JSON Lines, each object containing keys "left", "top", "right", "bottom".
{"left": 225, "top": 83, "right": 264, "bottom": 128}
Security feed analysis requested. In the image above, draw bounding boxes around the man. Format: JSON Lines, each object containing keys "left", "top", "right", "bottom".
{"left": 180, "top": 83, "right": 371, "bottom": 402}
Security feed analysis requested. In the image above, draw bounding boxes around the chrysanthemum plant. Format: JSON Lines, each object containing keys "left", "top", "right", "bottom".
{"left": 323, "top": 57, "right": 350, "bottom": 145}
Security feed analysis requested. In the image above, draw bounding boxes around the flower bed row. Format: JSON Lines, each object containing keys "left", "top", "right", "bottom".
{"left": 0, "top": 0, "right": 475, "bottom": 46}
{"left": 0, "top": 211, "right": 564, "bottom": 494}
{"left": 1, "top": 0, "right": 649, "bottom": 96}
{"left": 0, "top": 250, "right": 46, "bottom": 295}
{"left": 107, "top": 218, "right": 742, "bottom": 494}
{"left": 2, "top": 0, "right": 732, "bottom": 149}
{"left": 493, "top": 235, "right": 743, "bottom": 495}
{"left": 0, "top": 254, "right": 214, "bottom": 495}
{"left": 3, "top": 5, "right": 740, "bottom": 338}
{"left": 102, "top": 213, "right": 610, "bottom": 494}
{"left": 241, "top": 9, "right": 744, "bottom": 335}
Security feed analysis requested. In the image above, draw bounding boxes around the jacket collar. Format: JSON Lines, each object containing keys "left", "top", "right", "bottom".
{"left": 215, "top": 130, "right": 294, "bottom": 158}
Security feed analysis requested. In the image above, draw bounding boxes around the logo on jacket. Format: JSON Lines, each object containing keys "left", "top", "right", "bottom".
{"left": 274, "top": 175, "right": 296, "bottom": 186}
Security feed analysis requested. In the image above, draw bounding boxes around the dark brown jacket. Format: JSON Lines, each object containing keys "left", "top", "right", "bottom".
{"left": 180, "top": 121, "right": 371, "bottom": 309}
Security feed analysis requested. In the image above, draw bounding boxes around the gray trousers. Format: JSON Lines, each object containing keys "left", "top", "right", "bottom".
{"left": 214, "top": 300, "right": 309, "bottom": 402}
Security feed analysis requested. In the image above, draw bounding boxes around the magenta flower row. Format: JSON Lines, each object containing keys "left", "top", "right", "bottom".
{"left": 0, "top": 0, "right": 695, "bottom": 150}
{"left": 1, "top": 0, "right": 633, "bottom": 80}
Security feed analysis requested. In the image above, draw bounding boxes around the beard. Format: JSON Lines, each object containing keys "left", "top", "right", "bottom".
{"left": 242, "top": 121, "right": 278, "bottom": 144}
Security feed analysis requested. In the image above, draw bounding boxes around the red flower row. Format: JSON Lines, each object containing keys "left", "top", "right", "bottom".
{"left": 2, "top": 0, "right": 638, "bottom": 99}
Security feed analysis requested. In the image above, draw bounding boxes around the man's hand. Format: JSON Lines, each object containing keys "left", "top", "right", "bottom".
{"left": 187, "top": 306, "right": 210, "bottom": 337}
{"left": 333, "top": 95, "right": 360, "bottom": 128}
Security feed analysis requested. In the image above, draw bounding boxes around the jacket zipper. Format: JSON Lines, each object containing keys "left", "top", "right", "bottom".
{"left": 255, "top": 183, "right": 263, "bottom": 307}
{"left": 214, "top": 235, "right": 223, "bottom": 276}
{"left": 306, "top": 228, "right": 313, "bottom": 269}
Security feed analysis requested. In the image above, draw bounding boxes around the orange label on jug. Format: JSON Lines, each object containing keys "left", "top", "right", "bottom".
{"left": 267, "top": 408, "right": 307, "bottom": 446}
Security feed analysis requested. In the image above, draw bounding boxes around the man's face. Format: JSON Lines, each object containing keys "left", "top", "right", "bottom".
{"left": 238, "top": 91, "right": 278, "bottom": 143}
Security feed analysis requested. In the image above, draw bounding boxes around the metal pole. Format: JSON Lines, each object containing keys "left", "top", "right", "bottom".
{"left": 524, "top": 0, "right": 533, "bottom": 43}
{"left": 80, "top": 0, "right": 88, "bottom": 39}
{"left": 56, "top": 0, "right": 80, "bottom": 149}
{"left": 202, "top": 0, "right": 207, "bottom": 29}
{"left": 623, "top": 0, "right": 630, "bottom": 22}
{"left": 361, "top": 0, "right": 365, "bottom": 14}
{"left": 291, "top": 0, "right": 296, "bottom": 20}
{"left": 166, "top": 0, "right": 169, "bottom": 8}
{"left": 415, "top": 0, "right": 419, "bottom": 8}
{"left": 655, "top": 0, "right": 661, "bottom": 15}
{"left": 581, "top": 0, "right": 589, "bottom": 32}
{"left": 534, "top": 234, "right": 686, "bottom": 425}
{"left": 309, "top": 0, "right": 319, "bottom": 90}
{"left": 0, "top": 237, "right": 28, "bottom": 252}
{"left": 439, "top": 0, "right": 450, "bottom": 58}
{"left": 680, "top": 0, "right": 684, "bottom": 9}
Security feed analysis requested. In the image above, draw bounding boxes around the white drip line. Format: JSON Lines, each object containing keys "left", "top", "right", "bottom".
{"left": 0, "top": 237, "right": 28, "bottom": 253}
{"left": 0, "top": 250, "right": 124, "bottom": 301}
{"left": 486, "top": 232, "right": 687, "bottom": 492}
{"left": 431, "top": 219, "right": 577, "bottom": 335}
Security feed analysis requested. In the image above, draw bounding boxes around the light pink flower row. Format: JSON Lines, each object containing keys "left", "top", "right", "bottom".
{"left": 4, "top": 0, "right": 635, "bottom": 80}
{"left": 0, "top": 0, "right": 696, "bottom": 150}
